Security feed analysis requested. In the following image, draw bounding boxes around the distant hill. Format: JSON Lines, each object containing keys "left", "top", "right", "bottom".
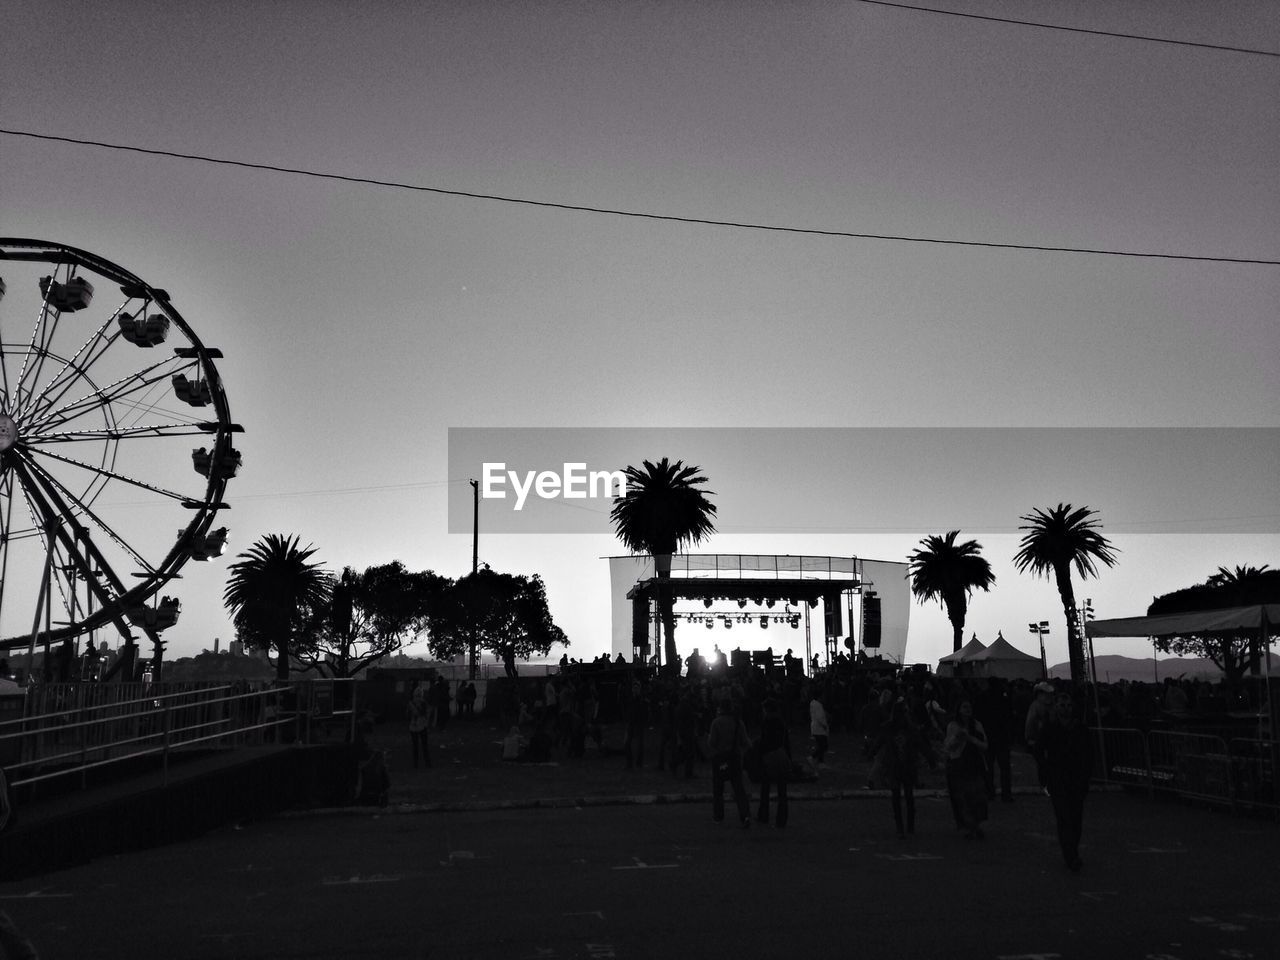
{"left": 1049, "top": 653, "right": 1280, "bottom": 683}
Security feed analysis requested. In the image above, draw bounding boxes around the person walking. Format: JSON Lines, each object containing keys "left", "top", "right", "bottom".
{"left": 708, "top": 699, "right": 752, "bottom": 828}
{"left": 809, "top": 693, "right": 830, "bottom": 765}
{"left": 408, "top": 685, "right": 431, "bottom": 768}
{"left": 675, "top": 688, "right": 699, "bottom": 778}
{"left": 1042, "top": 690, "right": 1093, "bottom": 872}
{"left": 624, "top": 682, "right": 648, "bottom": 769}
{"left": 944, "top": 699, "right": 989, "bottom": 838}
{"left": 875, "top": 700, "right": 931, "bottom": 839}
{"left": 756, "top": 699, "right": 791, "bottom": 828}
{"left": 978, "top": 678, "right": 1015, "bottom": 802}
{"left": 1024, "top": 681, "right": 1055, "bottom": 792}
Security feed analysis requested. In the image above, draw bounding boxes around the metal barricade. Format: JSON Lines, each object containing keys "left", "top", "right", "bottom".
{"left": 1148, "top": 730, "right": 1233, "bottom": 808}
{"left": 1092, "top": 727, "right": 1153, "bottom": 791}
{"left": 1229, "top": 739, "right": 1279, "bottom": 812}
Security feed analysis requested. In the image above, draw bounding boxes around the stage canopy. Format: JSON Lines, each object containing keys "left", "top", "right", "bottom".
{"left": 1087, "top": 604, "right": 1280, "bottom": 638}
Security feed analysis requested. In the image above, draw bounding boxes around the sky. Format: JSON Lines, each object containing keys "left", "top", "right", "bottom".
{"left": 1, "top": 0, "right": 1277, "bottom": 673}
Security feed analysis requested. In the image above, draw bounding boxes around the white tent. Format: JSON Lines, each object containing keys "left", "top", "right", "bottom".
{"left": 966, "top": 634, "right": 1043, "bottom": 682}
{"left": 936, "top": 636, "right": 986, "bottom": 678}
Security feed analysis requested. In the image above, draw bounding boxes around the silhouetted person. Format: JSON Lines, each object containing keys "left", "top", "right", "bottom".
{"left": 944, "top": 699, "right": 989, "bottom": 839}
{"left": 408, "top": 685, "right": 430, "bottom": 768}
{"left": 874, "top": 700, "right": 931, "bottom": 838}
{"left": 756, "top": 699, "right": 791, "bottom": 828}
{"left": 1042, "top": 691, "right": 1092, "bottom": 872}
{"left": 708, "top": 699, "right": 751, "bottom": 827}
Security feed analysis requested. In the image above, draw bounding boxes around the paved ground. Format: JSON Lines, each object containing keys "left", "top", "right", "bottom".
{"left": 1, "top": 718, "right": 1276, "bottom": 959}
{"left": 1, "top": 790, "right": 1277, "bottom": 959}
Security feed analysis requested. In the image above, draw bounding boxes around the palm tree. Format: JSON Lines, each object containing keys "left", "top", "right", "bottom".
{"left": 907, "top": 530, "right": 996, "bottom": 652}
{"left": 1013, "top": 504, "right": 1119, "bottom": 684}
{"left": 223, "top": 533, "right": 333, "bottom": 682}
{"left": 610, "top": 458, "right": 717, "bottom": 674}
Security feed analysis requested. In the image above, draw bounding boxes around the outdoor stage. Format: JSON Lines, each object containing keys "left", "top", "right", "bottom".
{"left": 607, "top": 554, "right": 911, "bottom": 671}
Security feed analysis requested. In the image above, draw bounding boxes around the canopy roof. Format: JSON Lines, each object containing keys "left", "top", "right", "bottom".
{"left": 967, "top": 636, "right": 1040, "bottom": 662}
{"left": 938, "top": 637, "right": 987, "bottom": 663}
{"left": 1087, "top": 603, "right": 1280, "bottom": 639}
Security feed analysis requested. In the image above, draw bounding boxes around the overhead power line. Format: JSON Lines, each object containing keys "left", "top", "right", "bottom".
{"left": 3, "top": 127, "right": 1278, "bottom": 265}
{"left": 855, "top": 0, "right": 1280, "bottom": 57}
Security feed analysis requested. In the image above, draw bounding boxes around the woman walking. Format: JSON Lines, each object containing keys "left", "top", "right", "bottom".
{"left": 756, "top": 699, "right": 791, "bottom": 828}
{"left": 944, "top": 699, "right": 989, "bottom": 838}
{"left": 408, "top": 685, "right": 431, "bottom": 768}
{"left": 875, "top": 700, "right": 930, "bottom": 839}
{"left": 1042, "top": 690, "right": 1092, "bottom": 871}
{"left": 708, "top": 699, "right": 752, "bottom": 828}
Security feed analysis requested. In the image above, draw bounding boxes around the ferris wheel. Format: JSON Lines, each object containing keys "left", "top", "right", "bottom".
{"left": 0, "top": 239, "right": 241, "bottom": 675}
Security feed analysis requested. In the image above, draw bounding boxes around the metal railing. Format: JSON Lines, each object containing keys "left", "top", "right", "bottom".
{"left": 1091, "top": 726, "right": 1278, "bottom": 815}
{"left": 0, "top": 679, "right": 356, "bottom": 794}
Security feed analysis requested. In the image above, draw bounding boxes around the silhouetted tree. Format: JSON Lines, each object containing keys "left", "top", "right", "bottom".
{"left": 300, "top": 561, "right": 448, "bottom": 678}
{"left": 610, "top": 458, "right": 717, "bottom": 675}
{"left": 907, "top": 530, "right": 996, "bottom": 652}
{"left": 424, "top": 566, "right": 566, "bottom": 678}
{"left": 1013, "top": 504, "right": 1118, "bottom": 684}
{"left": 223, "top": 534, "right": 332, "bottom": 682}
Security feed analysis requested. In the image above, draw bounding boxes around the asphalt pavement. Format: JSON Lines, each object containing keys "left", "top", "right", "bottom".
{"left": 2, "top": 784, "right": 1277, "bottom": 959}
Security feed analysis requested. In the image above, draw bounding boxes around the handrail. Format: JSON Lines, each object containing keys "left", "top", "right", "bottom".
{"left": 0, "top": 680, "right": 357, "bottom": 794}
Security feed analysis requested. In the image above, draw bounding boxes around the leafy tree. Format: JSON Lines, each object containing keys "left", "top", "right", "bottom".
{"left": 609, "top": 458, "right": 717, "bottom": 674}
{"left": 907, "top": 530, "right": 996, "bottom": 652}
{"left": 223, "top": 534, "right": 333, "bottom": 682}
{"left": 1013, "top": 504, "right": 1119, "bottom": 685}
{"left": 1149, "top": 565, "right": 1278, "bottom": 684}
{"left": 299, "top": 561, "right": 448, "bottom": 678}
{"left": 424, "top": 566, "right": 566, "bottom": 678}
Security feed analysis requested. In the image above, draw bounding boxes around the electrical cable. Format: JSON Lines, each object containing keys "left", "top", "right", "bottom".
{"left": 854, "top": 0, "right": 1280, "bottom": 57}
{"left": 3, "top": 128, "right": 1276, "bottom": 266}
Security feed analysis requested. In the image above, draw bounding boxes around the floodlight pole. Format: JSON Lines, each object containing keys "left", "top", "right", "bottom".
{"left": 1030, "top": 621, "right": 1050, "bottom": 680}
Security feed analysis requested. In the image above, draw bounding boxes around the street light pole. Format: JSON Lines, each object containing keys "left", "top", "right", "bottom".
{"left": 1029, "top": 621, "right": 1050, "bottom": 680}
{"left": 468, "top": 479, "right": 479, "bottom": 680}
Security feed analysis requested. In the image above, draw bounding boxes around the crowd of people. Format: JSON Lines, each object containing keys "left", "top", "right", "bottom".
{"left": 401, "top": 657, "right": 1115, "bottom": 871}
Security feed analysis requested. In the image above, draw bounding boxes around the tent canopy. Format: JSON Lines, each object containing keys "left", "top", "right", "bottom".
{"left": 938, "top": 638, "right": 986, "bottom": 663}
{"left": 1087, "top": 604, "right": 1280, "bottom": 639}
{"left": 967, "top": 636, "right": 1040, "bottom": 663}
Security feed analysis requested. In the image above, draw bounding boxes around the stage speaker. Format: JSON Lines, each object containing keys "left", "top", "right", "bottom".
{"left": 862, "top": 593, "right": 882, "bottom": 649}
{"left": 823, "top": 591, "right": 842, "bottom": 637}
{"left": 631, "top": 597, "right": 651, "bottom": 651}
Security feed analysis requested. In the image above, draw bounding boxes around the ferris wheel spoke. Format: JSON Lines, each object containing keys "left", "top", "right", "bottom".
{"left": 0, "top": 341, "right": 13, "bottom": 414}
{"left": 21, "top": 454, "right": 158, "bottom": 578}
{"left": 24, "top": 444, "right": 198, "bottom": 506}
{"left": 8, "top": 477, "right": 133, "bottom": 651}
{"left": 19, "top": 298, "right": 131, "bottom": 424}
{"left": 12, "top": 265, "right": 71, "bottom": 414}
{"left": 0, "top": 473, "right": 15, "bottom": 626}
{"left": 23, "top": 353, "right": 189, "bottom": 435}
{"left": 28, "top": 419, "right": 222, "bottom": 443}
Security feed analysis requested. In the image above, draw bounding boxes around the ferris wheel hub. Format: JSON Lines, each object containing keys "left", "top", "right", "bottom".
{"left": 0, "top": 414, "right": 17, "bottom": 451}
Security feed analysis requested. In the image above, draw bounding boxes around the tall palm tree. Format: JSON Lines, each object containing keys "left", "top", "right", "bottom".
{"left": 1013, "top": 504, "right": 1119, "bottom": 684}
{"left": 610, "top": 458, "right": 717, "bottom": 674}
{"left": 223, "top": 533, "right": 333, "bottom": 682}
{"left": 907, "top": 530, "right": 996, "bottom": 652}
